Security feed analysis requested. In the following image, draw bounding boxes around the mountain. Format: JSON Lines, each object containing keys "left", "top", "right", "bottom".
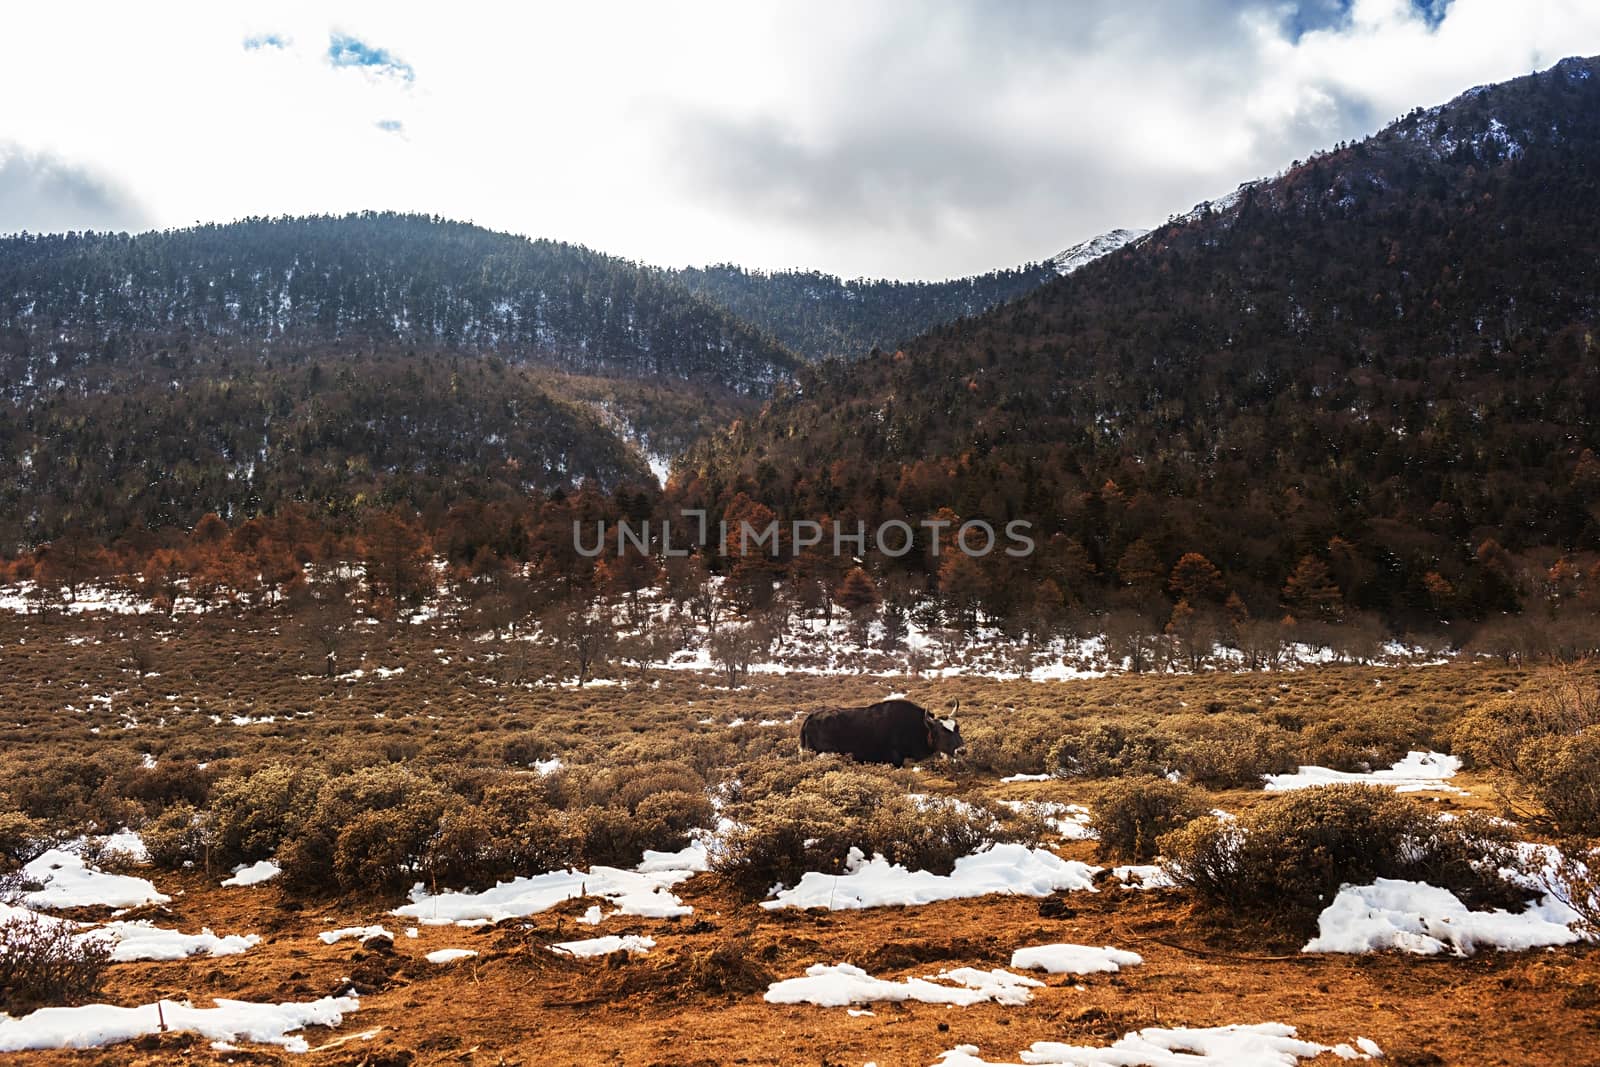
{"left": 0, "top": 213, "right": 799, "bottom": 393}
{"left": 0, "top": 213, "right": 1070, "bottom": 541}
{"left": 668, "top": 261, "right": 1056, "bottom": 361}
{"left": 0, "top": 214, "right": 815, "bottom": 539}
{"left": 679, "top": 56, "right": 1600, "bottom": 628}
{"left": 1048, "top": 228, "right": 1148, "bottom": 275}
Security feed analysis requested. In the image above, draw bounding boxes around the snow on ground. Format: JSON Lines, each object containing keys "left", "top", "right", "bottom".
{"left": 318, "top": 925, "right": 394, "bottom": 946}
{"left": 1113, "top": 865, "right": 1178, "bottom": 890}
{"left": 764, "top": 963, "right": 1042, "bottom": 1008}
{"left": 550, "top": 934, "right": 656, "bottom": 957}
{"left": 1302, "top": 878, "right": 1583, "bottom": 956}
{"left": 0, "top": 582, "right": 155, "bottom": 617}
{"left": 86, "top": 830, "right": 150, "bottom": 864}
{"left": 393, "top": 864, "right": 694, "bottom": 926}
{"left": 1010, "top": 944, "right": 1143, "bottom": 975}
{"left": 21, "top": 849, "right": 170, "bottom": 910}
{"left": 936, "top": 1024, "right": 1381, "bottom": 1066}
{"left": 0, "top": 995, "right": 359, "bottom": 1053}
{"left": 97, "top": 921, "right": 258, "bottom": 962}
{"left": 761, "top": 844, "right": 1098, "bottom": 911}
{"left": 222, "top": 859, "right": 282, "bottom": 886}
{"left": 635, "top": 837, "right": 712, "bottom": 874}
{"left": 424, "top": 948, "right": 479, "bottom": 964}
{"left": 1262, "top": 751, "right": 1463, "bottom": 794}
{"left": 0, "top": 903, "right": 255, "bottom": 962}
{"left": 1049, "top": 228, "right": 1149, "bottom": 275}
{"left": 999, "top": 773, "right": 1052, "bottom": 783}
{"left": 1000, "top": 800, "right": 1096, "bottom": 841}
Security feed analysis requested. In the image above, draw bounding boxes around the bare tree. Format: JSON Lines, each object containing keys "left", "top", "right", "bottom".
{"left": 710, "top": 620, "right": 769, "bottom": 688}
{"left": 544, "top": 596, "right": 616, "bottom": 685}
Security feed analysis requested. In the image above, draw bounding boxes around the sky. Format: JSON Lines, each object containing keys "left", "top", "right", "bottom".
{"left": 2, "top": 0, "right": 1599, "bottom": 280}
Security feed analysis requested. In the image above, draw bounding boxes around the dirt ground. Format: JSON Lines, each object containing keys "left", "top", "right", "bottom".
{"left": 12, "top": 776, "right": 1600, "bottom": 1067}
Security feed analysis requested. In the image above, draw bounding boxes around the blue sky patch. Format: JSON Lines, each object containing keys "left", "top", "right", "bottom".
{"left": 1281, "top": 0, "right": 1452, "bottom": 42}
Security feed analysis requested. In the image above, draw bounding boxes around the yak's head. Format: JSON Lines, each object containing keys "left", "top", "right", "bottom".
{"left": 926, "top": 702, "right": 965, "bottom": 757}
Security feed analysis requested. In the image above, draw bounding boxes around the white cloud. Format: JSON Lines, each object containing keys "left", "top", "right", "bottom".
{"left": 0, "top": 1, "right": 1597, "bottom": 277}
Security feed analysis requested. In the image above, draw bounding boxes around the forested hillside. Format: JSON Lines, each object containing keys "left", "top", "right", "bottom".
{"left": 0, "top": 213, "right": 800, "bottom": 391}
{"left": 679, "top": 57, "right": 1600, "bottom": 631}
{"left": 669, "top": 262, "right": 1055, "bottom": 360}
{"left": 0, "top": 214, "right": 1076, "bottom": 541}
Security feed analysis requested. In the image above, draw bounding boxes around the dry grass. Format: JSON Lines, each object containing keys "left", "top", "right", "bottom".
{"left": 0, "top": 609, "right": 1596, "bottom": 1064}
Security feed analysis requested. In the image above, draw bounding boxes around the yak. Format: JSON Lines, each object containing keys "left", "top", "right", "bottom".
{"left": 798, "top": 698, "right": 964, "bottom": 767}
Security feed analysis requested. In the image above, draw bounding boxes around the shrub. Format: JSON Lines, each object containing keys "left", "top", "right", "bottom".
{"left": 1298, "top": 708, "right": 1433, "bottom": 772}
{"left": 0, "top": 914, "right": 112, "bottom": 1013}
{"left": 867, "top": 795, "right": 1029, "bottom": 874}
{"left": 1516, "top": 733, "right": 1600, "bottom": 836}
{"left": 582, "top": 762, "right": 706, "bottom": 812}
{"left": 1455, "top": 671, "right": 1600, "bottom": 834}
{"left": 424, "top": 780, "right": 583, "bottom": 889}
{"left": 1159, "top": 784, "right": 1524, "bottom": 931}
{"left": 141, "top": 802, "right": 206, "bottom": 869}
{"left": 1092, "top": 777, "right": 1207, "bottom": 862}
{"left": 500, "top": 730, "right": 557, "bottom": 768}
{"left": 715, "top": 769, "right": 1029, "bottom": 899}
{"left": 277, "top": 766, "right": 447, "bottom": 894}
{"left": 726, "top": 753, "right": 855, "bottom": 804}
{"left": 1157, "top": 717, "right": 1296, "bottom": 788}
{"left": 1047, "top": 723, "right": 1166, "bottom": 779}
{"left": 110, "top": 760, "right": 213, "bottom": 817}
{"left": 635, "top": 789, "right": 715, "bottom": 841}
{"left": 207, "top": 763, "right": 325, "bottom": 869}
{"left": 575, "top": 803, "right": 695, "bottom": 869}
{"left": 716, "top": 793, "right": 856, "bottom": 899}
{"left": 0, "top": 809, "right": 50, "bottom": 870}
{"left": 958, "top": 720, "right": 1057, "bottom": 777}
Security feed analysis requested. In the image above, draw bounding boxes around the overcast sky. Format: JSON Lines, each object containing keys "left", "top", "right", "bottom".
{"left": 2, "top": 1, "right": 1598, "bottom": 279}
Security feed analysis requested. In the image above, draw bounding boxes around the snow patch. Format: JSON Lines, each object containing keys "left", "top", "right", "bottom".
{"left": 0, "top": 995, "right": 359, "bottom": 1053}
{"left": 1263, "top": 751, "right": 1463, "bottom": 794}
{"left": 937, "top": 1023, "right": 1381, "bottom": 1066}
{"left": 21, "top": 849, "right": 169, "bottom": 910}
{"left": 1050, "top": 229, "right": 1148, "bottom": 275}
{"left": 318, "top": 925, "right": 393, "bottom": 946}
{"left": 1303, "top": 877, "right": 1582, "bottom": 956}
{"left": 550, "top": 934, "right": 656, "bottom": 957}
{"left": 221, "top": 860, "right": 282, "bottom": 887}
{"left": 393, "top": 864, "right": 694, "bottom": 926}
{"left": 1011, "top": 944, "right": 1143, "bottom": 975}
{"left": 764, "top": 963, "right": 1042, "bottom": 1007}
{"left": 761, "top": 844, "right": 1098, "bottom": 911}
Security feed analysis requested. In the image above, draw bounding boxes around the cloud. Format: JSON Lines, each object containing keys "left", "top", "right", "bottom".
{"left": 327, "top": 32, "right": 414, "bottom": 82}
{"left": 0, "top": 145, "right": 150, "bottom": 234}
{"left": 647, "top": 0, "right": 1600, "bottom": 276}
{"left": 0, "top": 1, "right": 1597, "bottom": 277}
{"left": 242, "top": 32, "right": 288, "bottom": 51}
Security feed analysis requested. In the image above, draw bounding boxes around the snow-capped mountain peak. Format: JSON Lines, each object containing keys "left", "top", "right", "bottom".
{"left": 1048, "top": 228, "right": 1149, "bottom": 275}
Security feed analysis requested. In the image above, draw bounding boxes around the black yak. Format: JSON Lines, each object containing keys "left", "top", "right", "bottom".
{"left": 798, "top": 698, "right": 963, "bottom": 767}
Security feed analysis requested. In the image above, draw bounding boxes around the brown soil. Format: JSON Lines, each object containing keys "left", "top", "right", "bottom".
{"left": 13, "top": 836, "right": 1600, "bottom": 1067}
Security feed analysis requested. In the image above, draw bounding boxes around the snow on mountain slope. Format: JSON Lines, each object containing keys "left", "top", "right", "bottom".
{"left": 1048, "top": 228, "right": 1148, "bottom": 275}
